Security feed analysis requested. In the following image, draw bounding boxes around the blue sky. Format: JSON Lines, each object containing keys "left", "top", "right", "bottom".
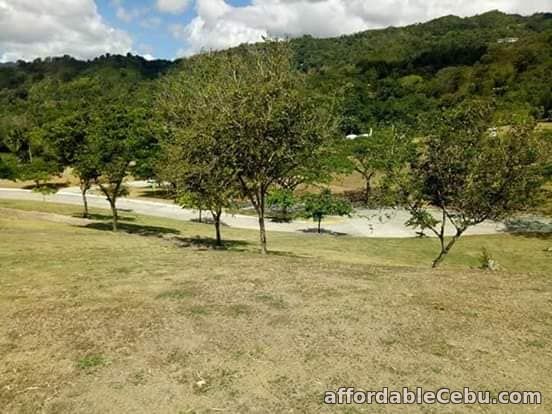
{"left": 96, "top": 0, "right": 254, "bottom": 60}
{"left": 96, "top": 0, "right": 196, "bottom": 60}
{"left": 1, "top": 0, "right": 549, "bottom": 63}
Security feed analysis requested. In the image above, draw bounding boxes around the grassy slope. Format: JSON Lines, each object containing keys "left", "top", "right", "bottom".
{"left": 1, "top": 199, "right": 551, "bottom": 274}
{"left": 0, "top": 202, "right": 551, "bottom": 413}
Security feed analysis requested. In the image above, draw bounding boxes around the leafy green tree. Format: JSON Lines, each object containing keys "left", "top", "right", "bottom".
{"left": 90, "top": 104, "right": 155, "bottom": 231}
{"left": 302, "top": 189, "right": 352, "bottom": 233}
{"left": 32, "top": 185, "right": 57, "bottom": 202}
{"left": 267, "top": 188, "right": 297, "bottom": 222}
{"left": 225, "top": 42, "right": 340, "bottom": 253}
{"left": 157, "top": 54, "right": 239, "bottom": 246}
{"left": 159, "top": 41, "right": 340, "bottom": 254}
{"left": 0, "top": 154, "right": 18, "bottom": 180}
{"left": 230, "top": 44, "right": 339, "bottom": 253}
{"left": 18, "top": 157, "right": 60, "bottom": 188}
{"left": 392, "top": 102, "right": 550, "bottom": 267}
{"left": 345, "top": 128, "right": 400, "bottom": 206}
{"left": 44, "top": 113, "right": 99, "bottom": 217}
{"left": 176, "top": 171, "right": 237, "bottom": 246}
{"left": 167, "top": 136, "right": 238, "bottom": 246}
{"left": 2, "top": 113, "right": 61, "bottom": 188}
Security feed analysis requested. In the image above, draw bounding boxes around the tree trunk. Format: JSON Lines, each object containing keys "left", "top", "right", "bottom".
{"left": 238, "top": 176, "right": 269, "bottom": 255}
{"left": 109, "top": 198, "right": 118, "bottom": 232}
{"left": 258, "top": 213, "right": 267, "bottom": 254}
{"left": 282, "top": 205, "right": 288, "bottom": 222}
{"left": 80, "top": 180, "right": 90, "bottom": 219}
{"left": 432, "top": 230, "right": 464, "bottom": 268}
{"left": 364, "top": 179, "right": 371, "bottom": 206}
{"left": 258, "top": 190, "right": 268, "bottom": 255}
{"left": 198, "top": 208, "right": 202, "bottom": 223}
{"left": 212, "top": 209, "right": 222, "bottom": 247}
{"left": 317, "top": 217, "right": 322, "bottom": 233}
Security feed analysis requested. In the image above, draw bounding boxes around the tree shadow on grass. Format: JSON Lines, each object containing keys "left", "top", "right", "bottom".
{"left": 83, "top": 222, "right": 180, "bottom": 238}
{"left": 71, "top": 213, "right": 137, "bottom": 222}
{"left": 190, "top": 218, "right": 230, "bottom": 226}
{"left": 503, "top": 218, "right": 552, "bottom": 240}
{"left": 170, "top": 236, "right": 249, "bottom": 251}
{"left": 299, "top": 228, "right": 348, "bottom": 236}
{"left": 79, "top": 221, "right": 253, "bottom": 252}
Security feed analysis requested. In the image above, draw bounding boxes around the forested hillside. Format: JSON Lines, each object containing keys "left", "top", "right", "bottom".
{"left": 1, "top": 10, "right": 551, "bottom": 178}
{"left": 293, "top": 10, "right": 552, "bottom": 131}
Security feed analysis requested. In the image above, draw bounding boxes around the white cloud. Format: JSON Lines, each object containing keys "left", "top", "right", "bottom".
{"left": 157, "top": 0, "right": 191, "bottom": 14}
{"left": 173, "top": 0, "right": 552, "bottom": 56}
{"left": 140, "top": 16, "right": 162, "bottom": 29}
{"left": 0, "top": 0, "right": 133, "bottom": 62}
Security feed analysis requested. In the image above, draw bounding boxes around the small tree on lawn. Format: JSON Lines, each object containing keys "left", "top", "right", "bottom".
{"left": 225, "top": 42, "right": 340, "bottom": 253}
{"left": 157, "top": 54, "right": 239, "bottom": 246}
{"left": 18, "top": 157, "right": 60, "bottom": 189}
{"left": 303, "top": 189, "right": 352, "bottom": 233}
{"left": 267, "top": 188, "right": 297, "bottom": 222}
{"left": 167, "top": 133, "right": 238, "bottom": 247}
{"left": 177, "top": 191, "right": 206, "bottom": 223}
{"left": 176, "top": 170, "right": 237, "bottom": 246}
{"left": 391, "top": 101, "right": 550, "bottom": 268}
{"left": 345, "top": 128, "right": 398, "bottom": 206}
{"left": 90, "top": 104, "right": 155, "bottom": 231}
{"left": 45, "top": 113, "right": 99, "bottom": 218}
{"left": 3, "top": 114, "right": 61, "bottom": 189}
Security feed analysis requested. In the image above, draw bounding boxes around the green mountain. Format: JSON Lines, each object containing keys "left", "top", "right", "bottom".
{"left": 1, "top": 10, "right": 551, "bottom": 138}
{"left": 291, "top": 10, "right": 552, "bottom": 131}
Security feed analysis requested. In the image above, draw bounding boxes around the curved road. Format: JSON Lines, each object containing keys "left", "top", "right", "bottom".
{"left": 0, "top": 187, "right": 506, "bottom": 238}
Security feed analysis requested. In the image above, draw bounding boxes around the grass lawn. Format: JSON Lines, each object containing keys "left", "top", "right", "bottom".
{"left": 0, "top": 201, "right": 551, "bottom": 413}
{"left": 1, "top": 199, "right": 551, "bottom": 274}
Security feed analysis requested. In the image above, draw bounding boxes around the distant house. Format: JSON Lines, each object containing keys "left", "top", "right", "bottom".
{"left": 488, "top": 127, "right": 498, "bottom": 137}
{"left": 497, "top": 37, "right": 519, "bottom": 44}
{"left": 346, "top": 129, "right": 373, "bottom": 140}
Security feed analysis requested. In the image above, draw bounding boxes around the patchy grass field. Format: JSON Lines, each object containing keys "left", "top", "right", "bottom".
{"left": 1, "top": 199, "right": 551, "bottom": 274}
{"left": 0, "top": 202, "right": 551, "bottom": 413}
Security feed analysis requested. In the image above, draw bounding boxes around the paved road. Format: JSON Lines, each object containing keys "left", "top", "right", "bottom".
{"left": 0, "top": 187, "right": 506, "bottom": 238}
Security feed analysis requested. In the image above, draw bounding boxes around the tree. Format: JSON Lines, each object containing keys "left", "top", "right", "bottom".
{"left": 157, "top": 54, "right": 239, "bottom": 246}
{"left": 267, "top": 188, "right": 297, "bottom": 222}
{"left": 0, "top": 154, "right": 18, "bottom": 180}
{"left": 345, "top": 128, "right": 399, "bottom": 206}
{"left": 17, "top": 157, "right": 60, "bottom": 188}
{"left": 158, "top": 41, "right": 340, "bottom": 254}
{"left": 229, "top": 43, "right": 339, "bottom": 253}
{"left": 176, "top": 170, "right": 237, "bottom": 246}
{"left": 44, "top": 113, "right": 99, "bottom": 218}
{"left": 90, "top": 104, "right": 155, "bottom": 231}
{"left": 302, "top": 189, "right": 352, "bottom": 233}
{"left": 2, "top": 114, "right": 61, "bottom": 188}
{"left": 168, "top": 136, "right": 238, "bottom": 247}
{"left": 392, "top": 102, "right": 550, "bottom": 267}
{"left": 229, "top": 43, "right": 340, "bottom": 253}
